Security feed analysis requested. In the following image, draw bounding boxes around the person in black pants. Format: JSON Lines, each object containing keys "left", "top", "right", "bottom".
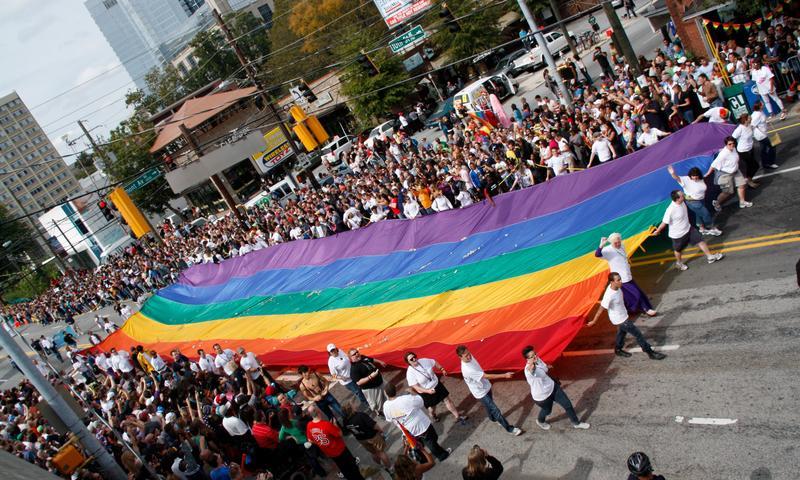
{"left": 593, "top": 47, "right": 616, "bottom": 80}
{"left": 462, "top": 445, "right": 504, "bottom": 480}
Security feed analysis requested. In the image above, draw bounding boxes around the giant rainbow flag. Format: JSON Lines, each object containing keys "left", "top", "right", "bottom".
{"left": 96, "top": 124, "right": 732, "bottom": 371}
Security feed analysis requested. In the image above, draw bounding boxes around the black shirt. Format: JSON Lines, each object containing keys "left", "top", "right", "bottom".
{"left": 627, "top": 475, "right": 665, "bottom": 480}
{"left": 462, "top": 455, "right": 504, "bottom": 480}
{"left": 350, "top": 356, "right": 383, "bottom": 389}
{"left": 343, "top": 411, "right": 378, "bottom": 441}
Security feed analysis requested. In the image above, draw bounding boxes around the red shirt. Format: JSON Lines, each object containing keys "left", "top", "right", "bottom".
{"left": 251, "top": 422, "right": 279, "bottom": 449}
{"left": 306, "top": 419, "right": 345, "bottom": 457}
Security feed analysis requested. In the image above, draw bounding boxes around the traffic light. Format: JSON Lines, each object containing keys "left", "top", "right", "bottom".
{"left": 98, "top": 200, "right": 114, "bottom": 221}
{"left": 108, "top": 187, "right": 152, "bottom": 239}
{"left": 440, "top": 3, "right": 461, "bottom": 32}
{"left": 298, "top": 81, "right": 317, "bottom": 104}
{"left": 356, "top": 52, "right": 379, "bottom": 77}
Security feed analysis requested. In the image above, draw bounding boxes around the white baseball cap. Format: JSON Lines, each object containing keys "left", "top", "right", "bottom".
{"left": 326, "top": 343, "right": 337, "bottom": 352}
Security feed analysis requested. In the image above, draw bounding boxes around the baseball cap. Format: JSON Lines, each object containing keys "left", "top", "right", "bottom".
{"left": 326, "top": 343, "right": 337, "bottom": 352}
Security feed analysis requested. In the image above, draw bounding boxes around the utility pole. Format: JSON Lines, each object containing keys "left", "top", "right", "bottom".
{"left": 602, "top": 1, "right": 643, "bottom": 77}
{"left": 5, "top": 184, "right": 67, "bottom": 272}
{"left": 0, "top": 324, "right": 127, "bottom": 479}
{"left": 516, "top": 0, "right": 572, "bottom": 106}
{"left": 548, "top": 0, "right": 579, "bottom": 58}
{"left": 77, "top": 120, "right": 164, "bottom": 245}
{"left": 51, "top": 219, "right": 79, "bottom": 257}
{"left": 212, "top": 9, "right": 306, "bottom": 188}
{"left": 178, "top": 124, "right": 244, "bottom": 221}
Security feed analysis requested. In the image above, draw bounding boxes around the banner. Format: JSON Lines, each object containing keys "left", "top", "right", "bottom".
{"left": 373, "top": 0, "right": 433, "bottom": 27}
{"left": 94, "top": 125, "right": 734, "bottom": 372}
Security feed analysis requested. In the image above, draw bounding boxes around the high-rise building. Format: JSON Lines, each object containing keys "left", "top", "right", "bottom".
{"left": 0, "top": 92, "right": 81, "bottom": 219}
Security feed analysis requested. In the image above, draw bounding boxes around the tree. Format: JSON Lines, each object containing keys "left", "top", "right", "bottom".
{"left": 340, "top": 49, "right": 415, "bottom": 126}
{"left": 430, "top": 0, "right": 507, "bottom": 67}
{"left": 0, "top": 204, "right": 34, "bottom": 279}
{"left": 70, "top": 151, "right": 98, "bottom": 180}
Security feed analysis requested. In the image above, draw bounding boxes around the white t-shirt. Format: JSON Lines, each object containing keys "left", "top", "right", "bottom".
{"left": 461, "top": 357, "right": 491, "bottom": 399}
{"left": 597, "top": 244, "right": 632, "bottom": 282}
{"left": 327, "top": 351, "right": 353, "bottom": 385}
{"left": 751, "top": 111, "right": 768, "bottom": 140}
{"left": 637, "top": 129, "right": 666, "bottom": 147}
{"left": 239, "top": 353, "right": 262, "bottom": 380}
{"left": 115, "top": 351, "right": 134, "bottom": 373}
{"left": 547, "top": 154, "right": 569, "bottom": 176}
{"left": 662, "top": 201, "right": 691, "bottom": 239}
{"left": 406, "top": 358, "right": 438, "bottom": 390}
{"left": 600, "top": 285, "right": 628, "bottom": 325}
{"left": 731, "top": 125, "right": 753, "bottom": 152}
{"left": 455, "top": 190, "right": 473, "bottom": 207}
{"left": 591, "top": 138, "right": 614, "bottom": 163}
{"left": 751, "top": 66, "right": 774, "bottom": 95}
{"left": 383, "top": 394, "right": 431, "bottom": 437}
{"left": 524, "top": 359, "right": 555, "bottom": 401}
{"left": 222, "top": 415, "right": 250, "bottom": 436}
{"left": 198, "top": 354, "right": 216, "bottom": 373}
{"left": 149, "top": 354, "right": 167, "bottom": 372}
{"left": 701, "top": 107, "right": 728, "bottom": 123}
{"left": 678, "top": 176, "right": 707, "bottom": 201}
{"left": 711, "top": 147, "right": 740, "bottom": 174}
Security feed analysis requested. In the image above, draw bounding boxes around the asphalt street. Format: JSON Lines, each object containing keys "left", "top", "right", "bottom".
{"left": 2, "top": 13, "right": 800, "bottom": 480}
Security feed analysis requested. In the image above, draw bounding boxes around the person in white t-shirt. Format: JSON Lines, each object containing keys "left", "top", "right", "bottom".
{"left": 667, "top": 165, "right": 721, "bottom": 236}
{"left": 692, "top": 106, "right": 730, "bottom": 124}
{"left": 456, "top": 345, "right": 522, "bottom": 436}
{"left": 731, "top": 113, "right": 759, "bottom": 187}
{"left": 750, "top": 59, "right": 786, "bottom": 120}
{"left": 196, "top": 348, "right": 218, "bottom": 374}
{"left": 595, "top": 233, "right": 657, "bottom": 317}
{"left": 651, "top": 190, "right": 724, "bottom": 271}
{"left": 587, "top": 133, "right": 617, "bottom": 167}
{"left": 705, "top": 136, "right": 752, "bottom": 210}
{"left": 751, "top": 101, "right": 779, "bottom": 169}
{"left": 522, "top": 345, "right": 589, "bottom": 430}
{"left": 636, "top": 123, "right": 669, "bottom": 148}
{"left": 382, "top": 383, "right": 451, "bottom": 461}
{"left": 237, "top": 348, "right": 263, "bottom": 382}
{"left": 586, "top": 272, "right": 666, "bottom": 360}
{"left": 404, "top": 352, "right": 466, "bottom": 424}
{"left": 326, "top": 344, "right": 369, "bottom": 408}
{"left": 545, "top": 148, "right": 570, "bottom": 179}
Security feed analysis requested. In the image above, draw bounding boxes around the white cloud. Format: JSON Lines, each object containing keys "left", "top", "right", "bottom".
{"left": 75, "top": 62, "right": 121, "bottom": 86}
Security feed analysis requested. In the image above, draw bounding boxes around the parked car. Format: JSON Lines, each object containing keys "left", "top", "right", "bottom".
{"left": 453, "top": 74, "right": 517, "bottom": 114}
{"left": 494, "top": 49, "right": 529, "bottom": 77}
{"left": 513, "top": 31, "right": 576, "bottom": 71}
{"left": 363, "top": 121, "right": 395, "bottom": 149}
{"left": 320, "top": 135, "right": 355, "bottom": 165}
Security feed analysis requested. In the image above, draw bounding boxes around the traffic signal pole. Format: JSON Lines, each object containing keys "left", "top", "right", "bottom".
{"left": 0, "top": 322, "right": 127, "bottom": 480}
{"left": 516, "top": 0, "right": 572, "bottom": 106}
{"left": 602, "top": 1, "right": 643, "bottom": 77}
{"left": 212, "top": 9, "right": 304, "bottom": 190}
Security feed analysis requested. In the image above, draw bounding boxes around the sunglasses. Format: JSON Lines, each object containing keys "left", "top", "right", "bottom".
{"left": 407, "top": 356, "right": 417, "bottom": 362}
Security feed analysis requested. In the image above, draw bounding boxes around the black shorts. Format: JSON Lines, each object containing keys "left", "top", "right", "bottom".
{"left": 671, "top": 227, "right": 702, "bottom": 252}
{"left": 419, "top": 382, "right": 449, "bottom": 409}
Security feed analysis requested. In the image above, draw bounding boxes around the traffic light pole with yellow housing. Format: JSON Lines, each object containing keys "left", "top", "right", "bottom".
{"left": 108, "top": 187, "right": 161, "bottom": 243}
{"left": 289, "top": 104, "right": 329, "bottom": 152}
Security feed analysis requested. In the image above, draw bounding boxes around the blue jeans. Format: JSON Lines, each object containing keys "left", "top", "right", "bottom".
{"left": 316, "top": 393, "right": 344, "bottom": 421}
{"left": 536, "top": 383, "right": 581, "bottom": 425}
{"left": 686, "top": 199, "right": 713, "bottom": 228}
{"left": 682, "top": 110, "right": 695, "bottom": 124}
{"left": 344, "top": 381, "right": 369, "bottom": 409}
{"left": 615, "top": 319, "right": 652, "bottom": 352}
{"left": 479, "top": 390, "right": 514, "bottom": 432}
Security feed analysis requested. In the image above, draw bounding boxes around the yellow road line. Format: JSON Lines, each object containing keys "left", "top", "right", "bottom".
{"left": 768, "top": 121, "right": 800, "bottom": 134}
{"left": 632, "top": 236, "right": 800, "bottom": 267}
{"left": 632, "top": 230, "right": 800, "bottom": 263}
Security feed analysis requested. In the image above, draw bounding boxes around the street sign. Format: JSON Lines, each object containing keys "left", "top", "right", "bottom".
{"left": 389, "top": 25, "right": 425, "bottom": 53}
{"left": 124, "top": 168, "right": 161, "bottom": 193}
{"left": 588, "top": 15, "right": 597, "bottom": 25}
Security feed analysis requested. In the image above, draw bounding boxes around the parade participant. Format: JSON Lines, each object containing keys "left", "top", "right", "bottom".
{"left": 327, "top": 343, "right": 369, "bottom": 408}
{"left": 522, "top": 345, "right": 590, "bottom": 430}
{"left": 587, "top": 272, "right": 667, "bottom": 360}
{"left": 705, "top": 136, "right": 753, "bottom": 210}
{"left": 383, "top": 382, "right": 451, "bottom": 461}
{"left": 341, "top": 402, "right": 392, "bottom": 473}
{"left": 306, "top": 405, "right": 364, "bottom": 480}
{"left": 404, "top": 351, "right": 467, "bottom": 424}
{"left": 456, "top": 345, "right": 522, "bottom": 436}
{"left": 652, "top": 190, "right": 725, "bottom": 270}
{"left": 348, "top": 348, "right": 387, "bottom": 416}
{"left": 667, "top": 165, "right": 721, "bottom": 236}
{"left": 297, "top": 365, "right": 344, "bottom": 423}
{"left": 595, "top": 233, "right": 658, "bottom": 317}
{"left": 627, "top": 452, "right": 667, "bottom": 480}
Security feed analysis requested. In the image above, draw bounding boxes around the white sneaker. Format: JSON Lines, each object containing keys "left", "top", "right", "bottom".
{"left": 739, "top": 201, "right": 753, "bottom": 208}
{"left": 712, "top": 200, "right": 722, "bottom": 212}
{"left": 765, "top": 164, "right": 779, "bottom": 169}
{"left": 536, "top": 420, "right": 551, "bottom": 430}
{"left": 573, "top": 422, "right": 591, "bottom": 429}
{"left": 676, "top": 262, "right": 689, "bottom": 271}
{"left": 509, "top": 427, "right": 523, "bottom": 436}
{"left": 699, "top": 228, "right": 711, "bottom": 235}
{"left": 707, "top": 253, "right": 725, "bottom": 264}
{"left": 708, "top": 228, "right": 722, "bottom": 236}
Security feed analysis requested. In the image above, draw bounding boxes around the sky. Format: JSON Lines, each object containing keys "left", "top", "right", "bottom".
{"left": 0, "top": 0, "right": 136, "bottom": 163}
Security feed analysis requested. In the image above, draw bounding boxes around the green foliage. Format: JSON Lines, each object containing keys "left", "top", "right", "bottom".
{"left": 1, "top": 263, "right": 59, "bottom": 302}
{"left": 340, "top": 49, "right": 414, "bottom": 125}
{"left": 430, "top": 0, "right": 507, "bottom": 66}
{"left": 70, "top": 151, "right": 98, "bottom": 180}
{"left": 0, "top": 205, "right": 37, "bottom": 280}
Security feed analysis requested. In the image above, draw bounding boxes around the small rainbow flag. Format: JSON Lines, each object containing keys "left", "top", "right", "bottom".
{"left": 95, "top": 125, "right": 733, "bottom": 371}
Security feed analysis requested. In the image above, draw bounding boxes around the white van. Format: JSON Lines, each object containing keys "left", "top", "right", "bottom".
{"left": 452, "top": 74, "right": 517, "bottom": 114}
{"left": 268, "top": 178, "right": 297, "bottom": 206}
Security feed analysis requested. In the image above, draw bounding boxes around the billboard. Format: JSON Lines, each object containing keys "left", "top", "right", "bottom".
{"left": 251, "top": 127, "right": 292, "bottom": 174}
{"left": 373, "top": 0, "right": 433, "bottom": 27}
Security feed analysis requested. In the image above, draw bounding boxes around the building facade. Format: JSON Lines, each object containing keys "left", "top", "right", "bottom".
{"left": 0, "top": 92, "right": 80, "bottom": 220}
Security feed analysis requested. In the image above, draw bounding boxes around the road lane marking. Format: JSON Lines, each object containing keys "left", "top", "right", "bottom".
{"left": 675, "top": 416, "right": 738, "bottom": 425}
{"left": 562, "top": 345, "right": 679, "bottom": 357}
{"left": 767, "top": 120, "right": 800, "bottom": 134}
{"left": 753, "top": 165, "right": 800, "bottom": 179}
